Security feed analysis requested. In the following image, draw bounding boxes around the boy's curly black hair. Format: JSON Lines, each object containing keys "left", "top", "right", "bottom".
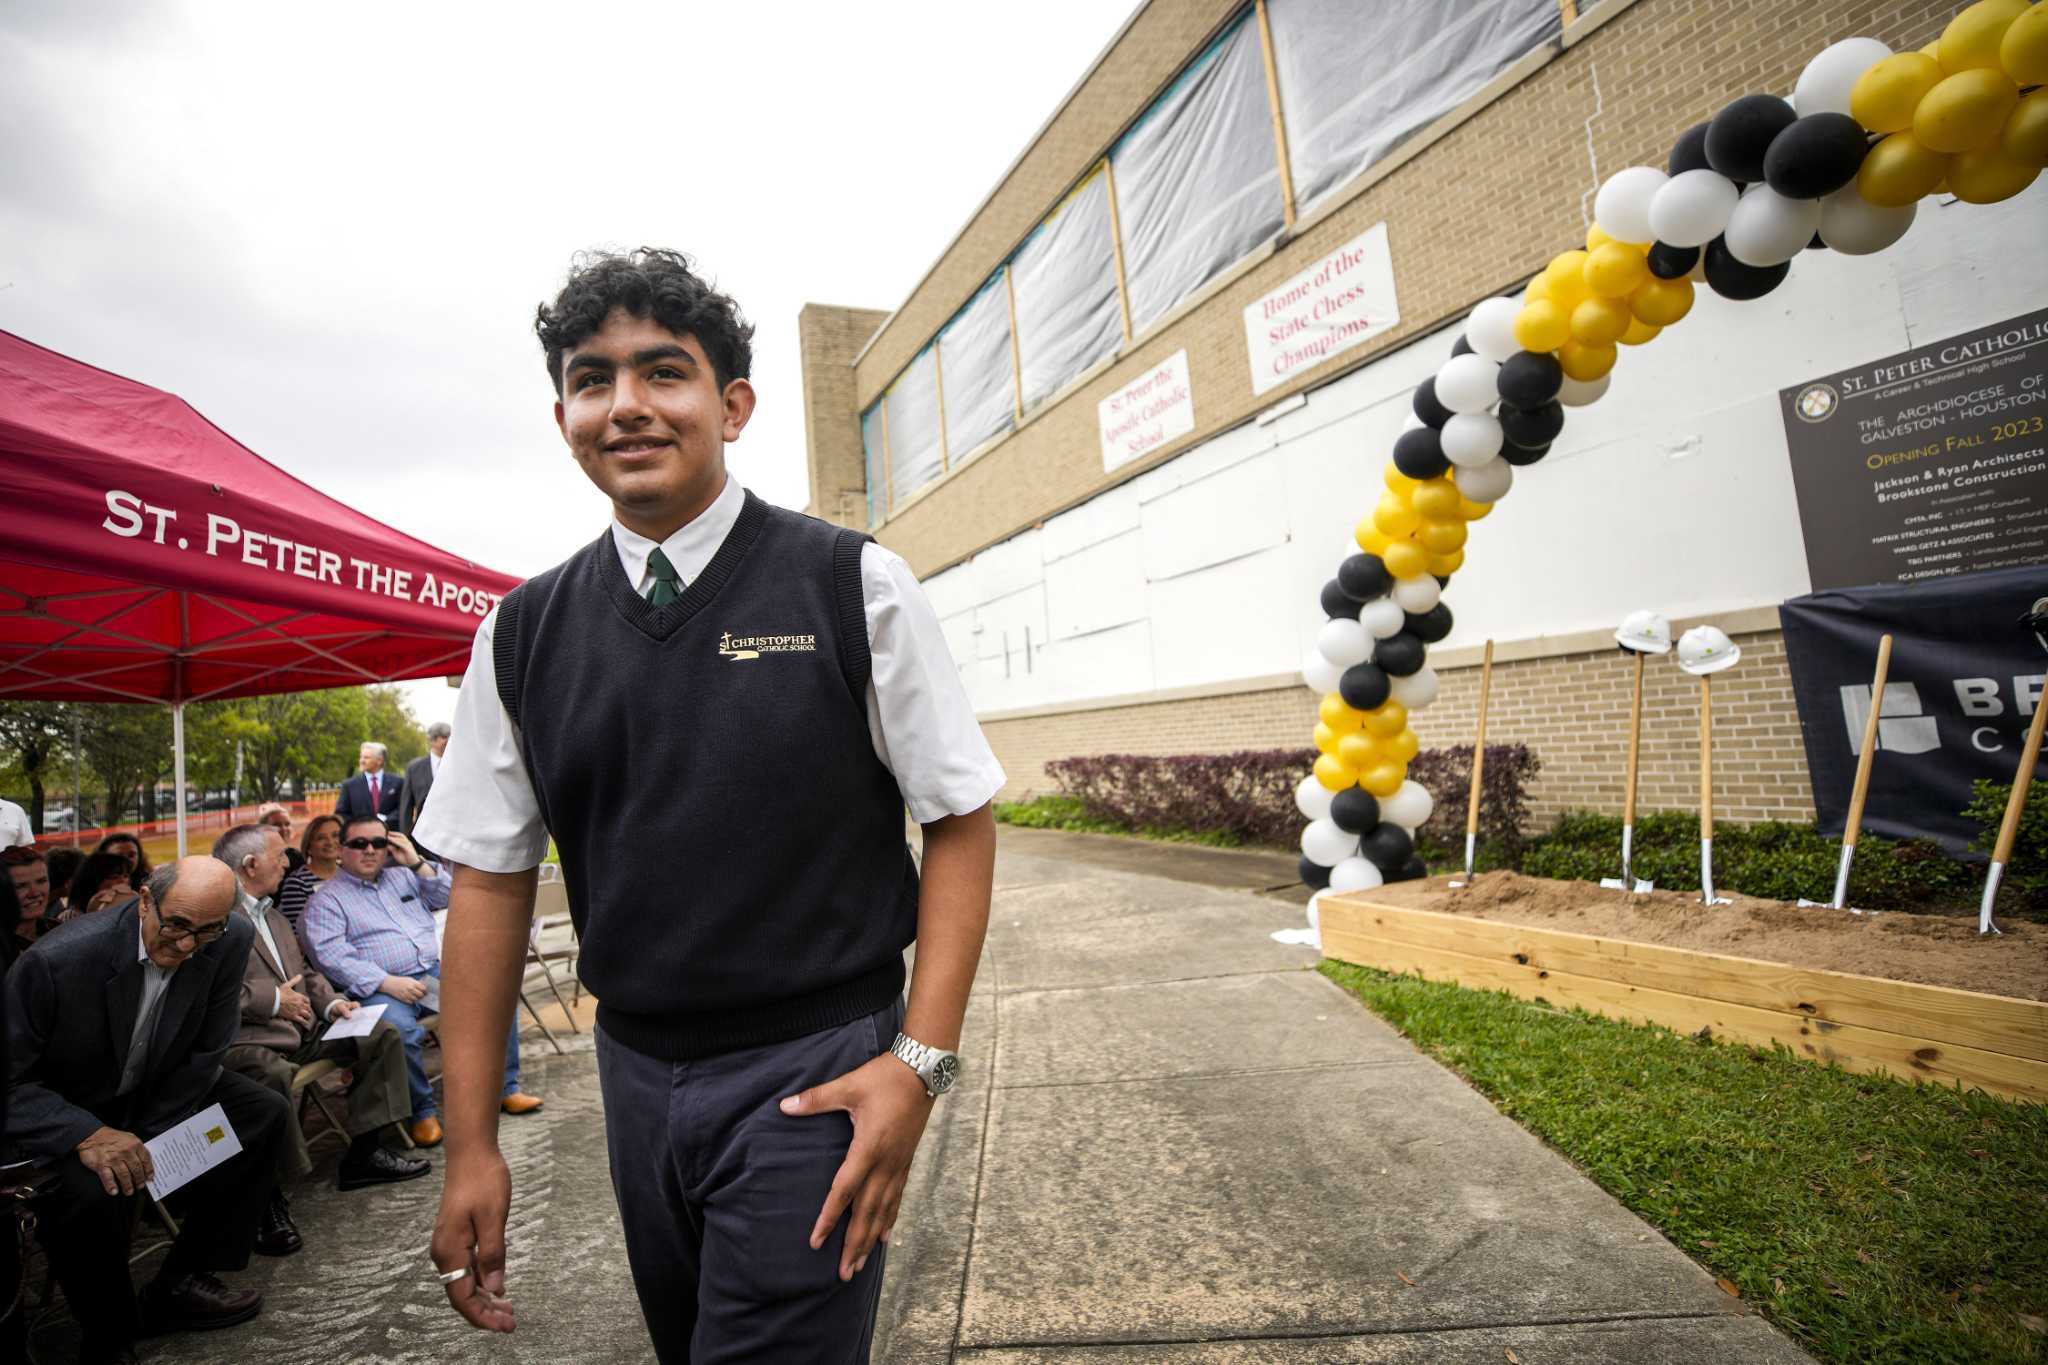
{"left": 535, "top": 248, "right": 755, "bottom": 397}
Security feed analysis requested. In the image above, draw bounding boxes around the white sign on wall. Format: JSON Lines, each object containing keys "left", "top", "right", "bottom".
{"left": 1244, "top": 222, "right": 1399, "bottom": 395}
{"left": 1098, "top": 349, "right": 1195, "bottom": 473}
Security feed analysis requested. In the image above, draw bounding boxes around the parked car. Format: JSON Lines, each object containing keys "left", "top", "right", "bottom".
{"left": 41, "top": 807, "right": 77, "bottom": 833}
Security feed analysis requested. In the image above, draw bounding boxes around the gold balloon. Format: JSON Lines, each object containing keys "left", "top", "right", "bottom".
{"left": 1355, "top": 521, "right": 1391, "bottom": 555}
{"left": 1857, "top": 130, "right": 1953, "bottom": 205}
{"left": 2003, "top": 1, "right": 2048, "bottom": 86}
{"left": 1939, "top": 0, "right": 2031, "bottom": 74}
{"left": 1428, "top": 549, "right": 1466, "bottom": 575}
{"left": 1313, "top": 754, "right": 1356, "bottom": 792}
{"left": 1570, "top": 295, "right": 1633, "bottom": 345}
{"left": 1384, "top": 729, "right": 1421, "bottom": 764}
{"left": 1383, "top": 540, "right": 1430, "bottom": 580}
{"left": 1364, "top": 701, "right": 1409, "bottom": 738}
{"left": 1524, "top": 274, "right": 1553, "bottom": 305}
{"left": 1514, "top": 299, "right": 1571, "bottom": 352}
{"left": 1417, "top": 518, "right": 1468, "bottom": 554}
{"left": 1411, "top": 478, "right": 1462, "bottom": 521}
{"left": 1314, "top": 722, "right": 1339, "bottom": 755}
{"left": 1360, "top": 760, "right": 1407, "bottom": 799}
{"left": 2004, "top": 87, "right": 2048, "bottom": 167}
{"left": 1559, "top": 340, "right": 1618, "bottom": 382}
{"left": 1384, "top": 464, "right": 1421, "bottom": 494}
{"left": 1374, "top": 492, "right": 1421, "bottom": 538}
{"left": 1948, "top": 144, "right": 2042, "bottom": 201}
{"left": 1851, "top": 52, "right": 1945, "bottom": 134}
{"left": 1619, "top": 316, "right": 1662, "bottom": 347}
{"left": 1629, "top": 275, "right": 1695, "bottom": 327}
{"left": 1337, "top": 732, "right": 1379, "bottom": 772}
{"left": 1456, "top": 497, "right": 1492, "bottom": 522}
{"left": 1543, "top": 250, "right": 1592, "bottom": 307}
{"left": 1914, "top": 67, "right": 2021, "bottom": 153}
{"left": 1321, "top": 693, "right": 1363, "bottom": 731}
{"left": 1583, "top": 241, "right": 1650, "bottom": 298}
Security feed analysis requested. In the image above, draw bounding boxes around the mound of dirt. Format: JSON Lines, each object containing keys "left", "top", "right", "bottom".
{"left": 1359, "top": 871, "right": 2048, "bottom": 1002}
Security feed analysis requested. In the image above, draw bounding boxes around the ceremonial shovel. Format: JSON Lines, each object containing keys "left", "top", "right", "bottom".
{"left": 1448, "top": 640, "right": 1494, "bottom": 888}
{"left": 1979, "top": 604, "right": 2048, "bottom": 935}
{"left": 1799, "top": 634, "right": 1891, "bottom": 913}
{"left": 1600, "top": 648, "right": 1655, "bottom": 893}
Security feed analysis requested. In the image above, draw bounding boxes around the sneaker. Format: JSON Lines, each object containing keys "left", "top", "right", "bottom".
{"left": 339, "top": 1144, "right": 433, "bottom": 1191}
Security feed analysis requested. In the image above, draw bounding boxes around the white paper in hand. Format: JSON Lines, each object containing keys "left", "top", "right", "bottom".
{"left": 322, "top": 1001, "right": 388, "bottom": 1040}
{"left": 418, "top": 975, "right": 441, "bottom": 1014}
{"left": 145, "top": 1103, "right": 241, "bottom": 1200}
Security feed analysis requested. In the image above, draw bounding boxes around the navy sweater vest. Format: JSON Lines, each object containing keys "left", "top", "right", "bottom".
{"left": 493, "top": 491, "right": 919, "bottom": 1060}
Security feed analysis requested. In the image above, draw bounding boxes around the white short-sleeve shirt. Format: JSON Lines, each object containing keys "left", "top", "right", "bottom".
{"left": 412, "top": 476, "right": 1004, "bottom": 874}
{"left": 0, "top": 798, "right": 31, "bottom": 849}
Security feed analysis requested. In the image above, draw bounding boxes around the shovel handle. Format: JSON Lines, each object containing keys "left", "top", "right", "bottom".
{"left": 1842, "top": 634, "right": 1892, "bottom": 850}
{"left": 1466, "top": 640, "right": 1494, "bottom": 839}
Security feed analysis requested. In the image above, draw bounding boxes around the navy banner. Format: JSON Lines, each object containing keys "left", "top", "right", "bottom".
{"left": 1780, "top": 566, "right": 2048, "bottom": 854}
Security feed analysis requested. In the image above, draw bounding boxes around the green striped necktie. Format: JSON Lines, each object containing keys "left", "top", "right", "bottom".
{"left": 645, "top": 547, "right": 682, "bottom": 607}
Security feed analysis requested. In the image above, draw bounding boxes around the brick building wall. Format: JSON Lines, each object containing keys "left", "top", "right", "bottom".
{"left": 800, "top": 303, "right": 893, "bottom": 527}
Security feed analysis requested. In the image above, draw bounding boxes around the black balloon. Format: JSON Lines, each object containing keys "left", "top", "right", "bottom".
{"left": 1338, "top": 553, "right": 1392, "bottom": 602}
{"left": 1390, "top": 855, "right": 1429, "bottom": 884}
{"left": 1668, "top": 120, "right": 1712, "bottom": 176}
{"left": 1450, "top": 333, "right": 1473, "bottom": 357}
{"left": 1706, "top": 94, "right": 1796, "bottom": 183}
{"left": 1330, "top": 787, "right": 1381, "bottom": 835}
{"left": 1406, "top": 602, "right": 1453, "bottom": 644}
{"left": 1500, "top": 400, "right": 1565, "bottom": 450}
{"left": 1320, "top": 579, "right": 1355, "bottom": 619}
{"left": 1393, "top": 425, "right": 1451, "bottom": 480}
{"left": 1497, "top": 350, "right": 1563, "bottom": 407}
{"left": 1763, "top": 112, "right": 1870, "bottom": 199}
{"left": 1340, "top": 662, "right": 1391, "bottom": 711}
{"left": 1374, "top": 632, "right": 1426, "bottom": 677}
{"left": 1499, "top": 441, "right": 1549, "bottom": 466}
{"left": 1412, "top": 376, "right": 1452, "bottom": 429}
{"left": 1360, "top": 822, "right": 1414, "bottom": 872}
{"left": 1646, "top": 241, "right": 1700, "bottom": 279}
{"left": 1703, "top": 236, "right": 1790, "bottom": 300}
{"left": 1299, "top": 854, "right": 1332, "bottom": 890}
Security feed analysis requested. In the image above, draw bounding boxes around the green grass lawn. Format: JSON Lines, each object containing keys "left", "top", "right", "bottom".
{"left": 994, "top": 795, "right": 1248, "bottom": 848}
{"left": 1319, "top": 960, "right": 2048, "bottom": 1365}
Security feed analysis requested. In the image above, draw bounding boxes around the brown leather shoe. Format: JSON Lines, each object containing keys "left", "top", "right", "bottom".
{"left": 501, "top": 1092, "right": 544, "bottom": 1116}
{"left": 140, "top": 1271, "right": 261, "bottom": 1333}
{"left": 409, "top": 1116, "right": 444, "bottom": 1147}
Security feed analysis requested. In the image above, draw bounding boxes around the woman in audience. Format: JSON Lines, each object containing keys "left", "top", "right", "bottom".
{"left": 64, "top": 850, "right": 137, "bottom": 920}
{"left": 276, "top": 813, "right": 343, "bottom": 930}
{"left": 2, "top": 847, "right": 48, "bottom": 951}
{"left": 91, "top": 831, "right": 152, "bottom": 888}
{"left": 41, "top": 845, "right": 83, "bottom": 918}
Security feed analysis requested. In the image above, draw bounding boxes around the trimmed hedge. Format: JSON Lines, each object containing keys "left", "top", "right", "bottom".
{"left": 1965, "top": 778, "right": 2048, "bottom": 912}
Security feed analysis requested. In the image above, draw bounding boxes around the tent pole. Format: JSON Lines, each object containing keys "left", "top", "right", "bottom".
{"left": 173, "top": 702, "right": 188, "bottom": 859}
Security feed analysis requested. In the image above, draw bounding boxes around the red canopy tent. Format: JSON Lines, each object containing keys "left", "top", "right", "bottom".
{"left": 0, "top": 328, "right": 522, "bottom": 853}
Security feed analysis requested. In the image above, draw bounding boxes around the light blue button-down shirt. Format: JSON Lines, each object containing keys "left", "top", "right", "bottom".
{"left": 300, "top": 862, "right": 451, "bottom": 1000}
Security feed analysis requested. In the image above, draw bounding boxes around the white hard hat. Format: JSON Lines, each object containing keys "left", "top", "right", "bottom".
{"left": 1676, "top": 625, "right": 1741, "bottom": 675}
{"left": 1614, "top": 610, "right": 1673, "bottom": 654}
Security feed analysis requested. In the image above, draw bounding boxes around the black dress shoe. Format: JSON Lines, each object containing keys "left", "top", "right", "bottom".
{"left": 139, "top": 1271, "right": 262, "bottom": 1333}
{"left": 339, "top": 1143, "right": 433, "bottom": 1191}
{"left": 254, "top": 1189, "right": 303, "bottom": 1256}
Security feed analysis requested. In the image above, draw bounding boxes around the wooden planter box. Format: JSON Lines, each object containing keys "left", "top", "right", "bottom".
{"left": 1319, "top": 895, "right": 2048, "bottom": 1106}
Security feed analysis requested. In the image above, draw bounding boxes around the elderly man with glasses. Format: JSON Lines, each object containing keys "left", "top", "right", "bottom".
{"left": 3, "top": 856, "right": 289, "bottom": 1364}
{"left": 298, "top": 815, "right": 540, "bottom": 1148}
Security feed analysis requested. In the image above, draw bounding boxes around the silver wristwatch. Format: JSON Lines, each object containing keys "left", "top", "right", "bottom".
{"left": 888, "top": 1032, "right": 959, "bottom": 1098}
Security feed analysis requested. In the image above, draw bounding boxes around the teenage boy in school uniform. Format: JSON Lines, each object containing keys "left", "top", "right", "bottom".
{"left": 417, "top": 248, "right": 1002, "bottom": 1362}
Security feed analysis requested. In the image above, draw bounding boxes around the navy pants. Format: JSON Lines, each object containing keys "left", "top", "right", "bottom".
{"left": 595, "top": 997, "right": 904, "bottom": 1364}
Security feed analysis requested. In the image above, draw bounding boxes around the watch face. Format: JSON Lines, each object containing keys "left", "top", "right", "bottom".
{"left": 931, "top": 1055, "right": 959, "bottom": 1094}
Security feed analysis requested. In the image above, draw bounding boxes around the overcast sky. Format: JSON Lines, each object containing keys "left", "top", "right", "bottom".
{"left": 1, "top": 1, "right": 1135, "bottom": 724}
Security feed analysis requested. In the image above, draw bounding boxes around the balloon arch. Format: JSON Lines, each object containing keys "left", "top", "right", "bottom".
{"left": 1294, "top": 0, "right": 2047, "bottom": 896}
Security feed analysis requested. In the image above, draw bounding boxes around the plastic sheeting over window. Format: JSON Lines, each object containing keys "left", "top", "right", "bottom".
{"left": 860, "top": 402, "right": 886, "bottom": 528}
{"left": 1010, "top": 167, "right": 1123, "bottom": 413}
{"left": 885, "top": 346, "right": 943, "bottom": 507}
{"left": 1111, "top": 11, "right": 1285, "bottom": 335}
{"left": 1269, "top": 0, "right": 1561, "bottom": 216}
{"left": 938, "top": 273, "right": 1016, "bottom": 462}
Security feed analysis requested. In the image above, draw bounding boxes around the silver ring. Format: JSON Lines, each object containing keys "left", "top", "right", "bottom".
{"left": 436, "top": 1267, "right": 470, "bottom": 1285}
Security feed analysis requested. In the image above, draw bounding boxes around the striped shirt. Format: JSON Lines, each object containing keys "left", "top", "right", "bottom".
{"left": 274, "top": 866, "right": 328, "bottom": 931}
{"left": 300, "top": 862, "right": 451, "bottom": 999}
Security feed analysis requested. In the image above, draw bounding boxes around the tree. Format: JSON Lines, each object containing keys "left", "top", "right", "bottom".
{"left": 0, "top": 701, "right": 72, "bottom": 830}
{"left": 77, "top": 704, "right": 171, "bottom": 826}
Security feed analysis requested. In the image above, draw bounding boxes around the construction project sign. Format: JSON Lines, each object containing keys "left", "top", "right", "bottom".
{"left": 1779, "top": 308, "right": 2048, "bottom": 592}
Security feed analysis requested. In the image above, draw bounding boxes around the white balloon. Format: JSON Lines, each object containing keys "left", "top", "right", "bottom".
{"left": 1328, "top": 856, "right": 1386, "bottom": 894}
{"left": 1441, "top": 412, "right": 1504, "bottom": 468}
{"left": 1455, "top": 456, "right": 1514, "bottom": 504}
{"left": 1301, "top": 818, "right": 1358, "bottom": 867}
{"left": 1818, "top": 187, "right": 1915, "bottom": 256}
{"left": 1724, "top": 184, "right": 1821, "bottom": 268}
{"left": 1592, "top": 166, "right": 1668, "bottom": 245}
{"left": 1647, "top": 169, "right": 1740, "bottom": 248}
{"left": 1556, "top": 372, "right": 1610, "bottom": 407}
{"left": 1435, "top": 354, "right": 1501, "bottom": 415}
{"left": 1318, "top": 617, "right": 1373, "bottom": 668}
{"left": 1381, "top": 779, "right": 1436, "bottom": 831}
{"left": 1794, "top": 36, "right": 1891, "bottom": 118}
{"left": 1302, "top": 648, "right": 1344, "bottom": 696}
{"left": 1391, "top": 575, "right": 1441, "bottom": 613}
{"left": 1296, "top": 773, "right": 1336, "bottom": 822}
{"left": 1358, "top": 597, "right": 1406, "bottom": 639}
{"left": 1465, "top": 297, "right": 1523, "bottom": 364}
{"left": 1390, "top": 665, "right": 1440, "bottom": 710}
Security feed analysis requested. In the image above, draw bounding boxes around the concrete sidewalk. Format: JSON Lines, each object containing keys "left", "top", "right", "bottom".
{"left": 877, "top": 828, "right": 1810, "bottom": 1363}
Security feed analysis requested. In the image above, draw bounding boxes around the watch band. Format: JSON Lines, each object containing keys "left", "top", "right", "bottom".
{"left": 889, "top": 1031, "right": 960, "bottom": 1098}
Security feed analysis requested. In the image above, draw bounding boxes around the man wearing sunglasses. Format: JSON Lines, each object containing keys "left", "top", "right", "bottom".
{"left": 3, "top": 856, "right": 289, "bottom": 1364}
{"left": 299, "top": 815, "right": 539, "bottom": 1150}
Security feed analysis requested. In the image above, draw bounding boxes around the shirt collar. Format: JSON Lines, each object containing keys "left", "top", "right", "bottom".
{"left": 608, "top": 475, "right": 745, "bottom": 594}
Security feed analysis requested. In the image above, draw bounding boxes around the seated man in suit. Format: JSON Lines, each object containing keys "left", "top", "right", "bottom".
{"left": 215, "top": 824, "right": 429, "bottom": 1246}
{"left": 334, "top": 741, "right": 404, "bottom": 825}
{"left": 299, "top": 814, "right": 541, "bottom": 1149}
{"left": 4, "top": 857, "right": 287, "bottom": 1365}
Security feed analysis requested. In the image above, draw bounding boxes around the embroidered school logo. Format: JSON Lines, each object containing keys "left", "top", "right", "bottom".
{"left": 718, "top": 629, "right": 817, "bottom": 661}
{"left": 1794, "top": 382, "right": 1839, "bottom": 423}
